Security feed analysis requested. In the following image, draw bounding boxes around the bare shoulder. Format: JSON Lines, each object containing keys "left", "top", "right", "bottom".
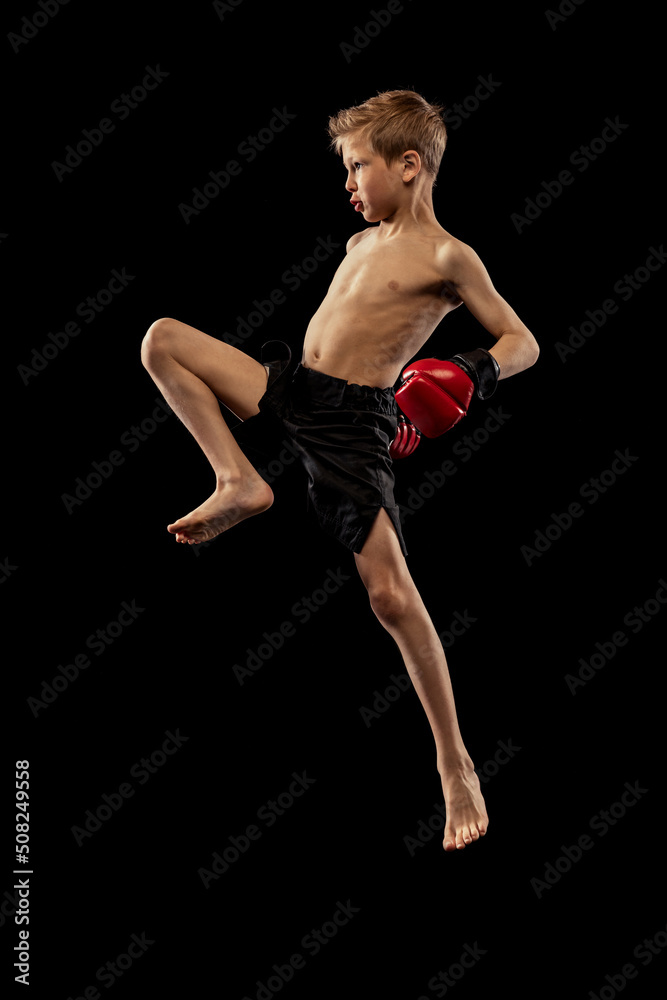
{"left": 437, "top": 236, "right": 490, "bottom": 287}
{"left": 345, "top": 228, "right": 375, "bottom": 253}
{"left": 435, "top": 233, "right": 485, "bottom": 277}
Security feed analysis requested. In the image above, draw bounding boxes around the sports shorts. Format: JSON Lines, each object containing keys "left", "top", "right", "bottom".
{"left": 231, "top": 340, "right": 408, "bottom": 557}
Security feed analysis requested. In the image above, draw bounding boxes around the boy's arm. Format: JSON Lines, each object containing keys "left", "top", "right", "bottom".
{"left": 440, "top": 241, "right": 539, "bottom": 378}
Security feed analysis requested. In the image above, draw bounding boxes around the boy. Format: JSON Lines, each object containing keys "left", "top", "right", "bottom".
{"left": 141, "top": 90, "right": 539, "bottom": 851}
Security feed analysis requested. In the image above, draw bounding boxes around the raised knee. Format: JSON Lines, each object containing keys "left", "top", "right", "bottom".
{"left": 369, "top": 584, "right": 409, "bottom": 627}
{"left": 141, "top": 317, "right": 177, "bottom": 368}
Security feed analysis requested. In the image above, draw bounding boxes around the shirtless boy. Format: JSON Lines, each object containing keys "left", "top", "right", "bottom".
{"left": 141, "top": 90, "right": 539, "bottom": 852}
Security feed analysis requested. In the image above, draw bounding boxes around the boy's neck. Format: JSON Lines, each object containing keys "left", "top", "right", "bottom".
{"left": 377, "top": 190, "right": 441, "bottom": 238}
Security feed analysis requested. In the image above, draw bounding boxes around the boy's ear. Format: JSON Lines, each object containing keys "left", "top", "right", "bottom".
{"left": 401, "top": 150, "right": 422, "bottom": 181}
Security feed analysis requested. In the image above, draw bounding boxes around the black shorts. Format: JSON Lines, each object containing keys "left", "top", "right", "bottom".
{"left": 231, "top": 341, "right": 408, "bottom": 557}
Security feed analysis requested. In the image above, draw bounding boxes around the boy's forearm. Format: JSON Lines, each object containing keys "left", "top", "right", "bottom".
{"left": 488, "top": 330, "right": 539, "bottom": 379}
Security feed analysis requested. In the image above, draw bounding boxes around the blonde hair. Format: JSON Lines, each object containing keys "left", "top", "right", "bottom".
{"left": 327, "top": 89, "right": 447, "bottom": 184}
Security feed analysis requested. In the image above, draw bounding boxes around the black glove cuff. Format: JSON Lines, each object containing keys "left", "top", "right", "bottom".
{"left": 450, "top": 348, "right": 500, "bottom": 400}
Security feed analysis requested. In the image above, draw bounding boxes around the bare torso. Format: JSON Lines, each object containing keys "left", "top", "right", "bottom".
{"left": 302, "top": 225, "right": 464, "bottom": 388}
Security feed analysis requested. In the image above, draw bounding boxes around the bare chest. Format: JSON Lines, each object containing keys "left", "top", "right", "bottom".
{"left": 328, "top": 236, "right": 461, "bottom": 313}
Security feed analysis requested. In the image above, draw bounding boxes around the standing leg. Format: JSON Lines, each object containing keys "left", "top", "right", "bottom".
{"left": 354, "top": 509, "right": 488, "bottom": 851}
{"left": 141, "top": 317, "right": 273, "bottom": 543}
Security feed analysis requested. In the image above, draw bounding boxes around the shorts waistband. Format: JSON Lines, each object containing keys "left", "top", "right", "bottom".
{"left": 293, "top": 363, "right": 396, "bottom": 413}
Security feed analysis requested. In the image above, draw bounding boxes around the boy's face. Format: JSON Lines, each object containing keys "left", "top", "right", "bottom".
{"left": 341, "top": 136, "right": 408, "bottom": 223}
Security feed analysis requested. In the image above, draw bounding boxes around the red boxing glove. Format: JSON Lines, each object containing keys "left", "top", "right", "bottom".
{"left": 389, "top": 415, "right": 421, "bottom": 459}
{"left": 395, "top": 349, "right": 500, "bottom": 438}
{"left": 395, "top": 359, "right": 474, "bottom": 438}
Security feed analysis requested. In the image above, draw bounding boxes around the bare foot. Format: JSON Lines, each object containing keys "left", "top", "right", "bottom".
{"left": 167, "top": 475, "right": 274, "bottom": 544}
{"left": 440, "top": 760, "right": 489, "bottom": 852}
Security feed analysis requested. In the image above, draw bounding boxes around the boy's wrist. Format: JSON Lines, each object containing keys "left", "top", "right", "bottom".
{"left": 450, "top": 348, "right": 500, "bottom": 400}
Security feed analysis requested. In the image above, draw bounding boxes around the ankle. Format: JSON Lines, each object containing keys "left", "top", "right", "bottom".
{"left": 214, "top": 470, "right": 245, "bottom": 489}
{"left": 437, "top": 753, "right": 475, "bottom": 779}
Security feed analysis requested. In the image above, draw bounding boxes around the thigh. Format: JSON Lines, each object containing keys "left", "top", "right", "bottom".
{"left": 147, "top": 317, "right": 269, "bottom": 421}
{"left": 354, "top": 508, "right": 413, "bottom": 591}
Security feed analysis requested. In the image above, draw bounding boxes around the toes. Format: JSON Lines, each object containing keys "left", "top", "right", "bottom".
{"left": 172, "top": 530, "right": 194, "bottom": 544}
{"left": 443, "top": 826, "right": 457, "bottom": 851}
{"left": 459, "top": 825, "right": 474, "bottom": 849}
{"left": 444, "top": 821, "right": 487, "bottom": 851}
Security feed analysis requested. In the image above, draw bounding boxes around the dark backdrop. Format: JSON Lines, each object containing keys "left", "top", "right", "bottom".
{"left": 5, "top": 1, "right": 665, "bottom": 997}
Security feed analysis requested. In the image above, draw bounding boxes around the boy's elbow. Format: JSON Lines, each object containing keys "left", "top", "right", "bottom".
{"left": 523, "top": 330, "right": 540, "bottom": 367}
{"left": 529, "top": 339, "right": 540, "bottom": 366}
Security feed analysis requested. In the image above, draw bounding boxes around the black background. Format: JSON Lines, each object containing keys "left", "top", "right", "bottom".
{"left": 4, "top": 1, "right": 665, "bottom": 997}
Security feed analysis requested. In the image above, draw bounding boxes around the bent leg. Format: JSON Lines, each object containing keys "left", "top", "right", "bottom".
{"left": 354, "top": 509, "right": 488, "bottom": 851}
{"left": 141, "top": 317, "right": 273, "bottom": 543}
